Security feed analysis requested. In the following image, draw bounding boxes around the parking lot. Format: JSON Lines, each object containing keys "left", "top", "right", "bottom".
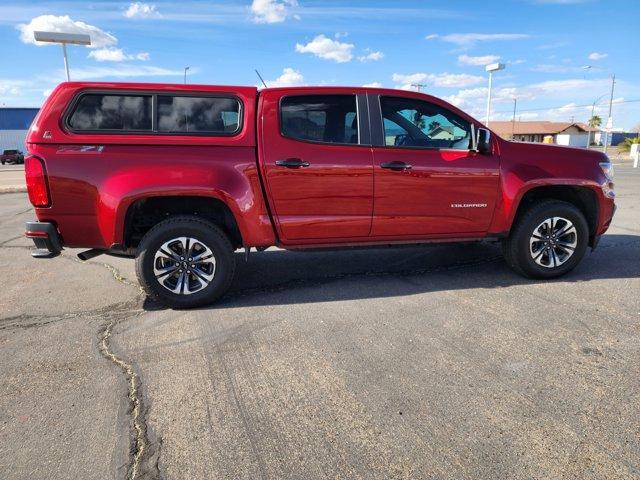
{"left": 0, "top": 164, "right": 638, "bottom": 479}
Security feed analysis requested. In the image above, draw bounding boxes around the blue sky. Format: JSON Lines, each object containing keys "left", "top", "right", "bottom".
{"left": 0, "top": 0, "right": 638, "bottom": 128}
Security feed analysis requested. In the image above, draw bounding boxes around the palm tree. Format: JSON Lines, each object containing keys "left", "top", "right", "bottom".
{"left": 588, "top": 115, "right": 602, "bottom": 128}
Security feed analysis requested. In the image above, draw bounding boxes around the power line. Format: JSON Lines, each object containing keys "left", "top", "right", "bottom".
{"left": 493, "top": 98, "right": 640, "bottom": 115}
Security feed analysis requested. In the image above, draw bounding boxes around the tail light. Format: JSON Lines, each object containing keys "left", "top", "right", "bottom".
{"left": 25, "top": 156, "right": 51, "bottom": 207}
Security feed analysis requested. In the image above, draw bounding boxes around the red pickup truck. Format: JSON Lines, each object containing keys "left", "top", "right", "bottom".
{"left": 24, "top": 82, "right": 615, "bottom": 308}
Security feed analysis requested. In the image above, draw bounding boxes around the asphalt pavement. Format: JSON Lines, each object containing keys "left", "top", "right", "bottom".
{"left": 0, "top": 165, "right": 638, "bottom": 479}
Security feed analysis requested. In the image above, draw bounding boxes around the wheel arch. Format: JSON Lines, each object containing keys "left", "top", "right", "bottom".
{"left": 510, "top": 184, "right": 599, "bottom": 244}
{"left": 121, "top": 194, "right": 244, "bottom": 250}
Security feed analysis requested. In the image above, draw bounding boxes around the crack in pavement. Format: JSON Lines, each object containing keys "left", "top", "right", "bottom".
{"left": 99, "top": 310, "right": 162, "bottom": 480}
{"left": 0, "top": 242, "right": 162, "bottom": 479}
{"left": 0, "top": 299, "right": 140, "bottom": 330}
{"left": 68, "top": 256, "right": 161, "bottom": 479}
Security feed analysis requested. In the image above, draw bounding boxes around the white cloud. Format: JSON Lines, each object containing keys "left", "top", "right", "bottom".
{"left": 425, "top": 34, "right": 439, "bottom": 40}
{"left": 71, "top": 65, "right": 184, "bottom": 80}
{"left": 262, "top": 67, "right": 304, "bottom": 88}
{"left": 295, "top": 34, "right": 354, "bottom": 63}
{"left": 530, "top": 63, "right": 584, "bottom": 73}
{"left": 392, "top": 72, "right": 485, "bottom": 90}
{"left": 362, "top": 82, "right": 383, "bottom": 88}
{"left": 588, "top": 52, "right": 608, "bottom": 61}
{"left": 17, "top": 15, "right": 117, "bottom": 48}
{"left": 251, "top": 0, "right": 298, "bottom": 24}
{"left": 88, "top": 47, "right": 150, "bottom": 62}
{"left": 442, "top": 77, "right": 614, "bottom": 120}
{"left": 124, "top": 2, "right": 160, "bottom": 18}
{"left": 43, "top": 88, "right": 53, "bottom": 98}
{"left": 0, "top": 80, "right": 24, "bottom": 97}
{"left": 529, "top": 78, "right": 610, "bottom": 93}
{"left": 436, "top": 33, "right": 530, "bottom": 48}
{"left": 458, "top": 54, "right": 500, "bottom": 66}
{"left": 358, "top": 51, "right": 384, "bottom": 62}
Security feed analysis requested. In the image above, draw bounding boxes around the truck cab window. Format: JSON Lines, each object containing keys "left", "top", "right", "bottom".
{"left": 380, "top": 96, "right": 471, "bottom": 150}
{"left": 281, "top": 95, "right": 359, "bottom": 145}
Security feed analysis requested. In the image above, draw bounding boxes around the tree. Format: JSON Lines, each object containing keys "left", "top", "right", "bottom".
{"left": 588, "top": 115, "right": 602, "bottom": 128}
{"left": 620, "top": 136, "right": 640, "bottom": 152}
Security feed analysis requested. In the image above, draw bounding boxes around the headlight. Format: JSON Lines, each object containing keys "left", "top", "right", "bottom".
{"left": 599, "top": 160, "right": 614, "bottom": 181}
{"left": 599, "top": 159, "right": 615, "bottom": 198}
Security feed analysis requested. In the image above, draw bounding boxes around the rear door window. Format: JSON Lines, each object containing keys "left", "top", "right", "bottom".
{"left": 281, "top": 95, "right": 359, "bottom": 145}
{"left": 68, "top": 94, "right": 152, "bottom": 131}
{"left": 157, "top": 96, "right": 240, "bottom": 134}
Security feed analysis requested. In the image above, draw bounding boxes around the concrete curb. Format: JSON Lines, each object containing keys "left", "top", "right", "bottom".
{"left": 0, "top": 186, "right": 27, "bottom": 194}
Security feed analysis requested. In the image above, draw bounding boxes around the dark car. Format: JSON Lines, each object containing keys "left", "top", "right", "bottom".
{"left": 0, "top": 149, "right": 24, "bottom": 165}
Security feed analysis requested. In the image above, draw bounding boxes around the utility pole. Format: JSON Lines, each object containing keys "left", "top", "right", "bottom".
{"left": 604, "top": 74, "right": 616, "bottom": 154}
{"left": 411, "top": 83, "right": 426, "bottom": 92}
{"left": 511, "top": 98, "right": 517, "bottom": 140}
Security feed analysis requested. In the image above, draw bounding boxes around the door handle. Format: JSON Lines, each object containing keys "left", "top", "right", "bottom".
{"left": 380, "top": 161, "right": 412, "bottom": 171}
{"left": 275, "top": 158, "right": 310, "bottom": 168}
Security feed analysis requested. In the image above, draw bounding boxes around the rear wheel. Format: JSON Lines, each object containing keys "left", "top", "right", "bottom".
{"left": 503, "top": 200, "right": 589, "bottom": 279}
{"left": 135, "top": 216, "right": 236, "bottom": 308}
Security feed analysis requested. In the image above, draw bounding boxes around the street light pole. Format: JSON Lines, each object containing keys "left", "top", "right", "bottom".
{"left": 184, "top": 66, "right": 190, "bottom": 84}
{"left": 511, "top": 97, "right": 517, "bottom": 140}
{"left": 485, "top": 63, "right": 505, "bottom": 127}
{"left": 604, "top": 74, "right": 616, "bottom": 155}
{"left": 33, "top": 31, "right": 91, "bottom": 81}
{"left": 61, "top": 43, "right": 70, "bottom": 81}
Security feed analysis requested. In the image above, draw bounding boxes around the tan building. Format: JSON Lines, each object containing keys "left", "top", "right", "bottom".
{"left": 490, "top": 121, "right": 598, "bottom": 147}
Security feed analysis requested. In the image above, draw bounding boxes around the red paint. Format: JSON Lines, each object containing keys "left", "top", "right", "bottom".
{"left": 259, "top": 89, "right": 373, "bottom": 240}
{"left": 25, "top": 82, "right": 615, "bottom": 251}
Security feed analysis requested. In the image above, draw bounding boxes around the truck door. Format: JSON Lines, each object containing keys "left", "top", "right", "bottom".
{"left": 368, "top": 94, "right": 500, "bottom": 237}
{"left": 259, "top": 90, "right": 373, "bottom": 242}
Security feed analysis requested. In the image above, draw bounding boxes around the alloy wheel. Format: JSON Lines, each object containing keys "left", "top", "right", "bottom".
{"left": 529, "top": 216, "right": 578, "bottom": 268}
{"left": 153, "top": 236, "right": 216, "bottom": 294}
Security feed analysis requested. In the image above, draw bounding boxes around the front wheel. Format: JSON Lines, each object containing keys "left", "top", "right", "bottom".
{"left": 135, "top": 216, "right": 236, "bottom": 308}
{"left": 503, "top": 200, "right": 589, "bottom": 279}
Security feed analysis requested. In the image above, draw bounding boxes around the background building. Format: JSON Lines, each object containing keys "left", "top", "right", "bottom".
{"left": 490, "top": 121, "right": 597, "bottom": 147}
{"left": 0, "top": 108, "right": 39, "bottom": 152}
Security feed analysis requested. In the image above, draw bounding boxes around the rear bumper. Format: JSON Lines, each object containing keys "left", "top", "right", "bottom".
{"left": 25, "top": 221, "right": 62, "bottom": 258}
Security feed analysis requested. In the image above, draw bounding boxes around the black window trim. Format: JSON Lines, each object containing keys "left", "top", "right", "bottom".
{"left": 63, "top": 89, "right": 244, "bottom": 137}
{"left": 369, "top": 94, "right": 475, "bottom": 152}
{"left": 278, "top": 93, "right": 371, "bottom": 147}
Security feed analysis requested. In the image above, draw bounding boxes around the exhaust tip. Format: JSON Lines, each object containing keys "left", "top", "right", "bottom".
{"left": 77, "top": 249, "right": 105, "bottom": 261}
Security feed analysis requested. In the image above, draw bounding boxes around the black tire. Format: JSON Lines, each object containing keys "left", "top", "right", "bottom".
{"left": 135, "top": 215, "right": 236, "bottom": 308}
{"left": 503, "top": 200, "right": 589, "bottom": 279}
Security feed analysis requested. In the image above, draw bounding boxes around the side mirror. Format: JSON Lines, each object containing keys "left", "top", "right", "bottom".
{"left": 476, "top": 127, "right": 492, "bottom": 155}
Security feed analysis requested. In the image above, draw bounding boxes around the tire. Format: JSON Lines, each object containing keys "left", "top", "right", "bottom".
{"left": 503, "top": 200, "right": 589, "bottom": 279}
{"left": 135, "top": 215, "right": 236, "bottom": 308}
